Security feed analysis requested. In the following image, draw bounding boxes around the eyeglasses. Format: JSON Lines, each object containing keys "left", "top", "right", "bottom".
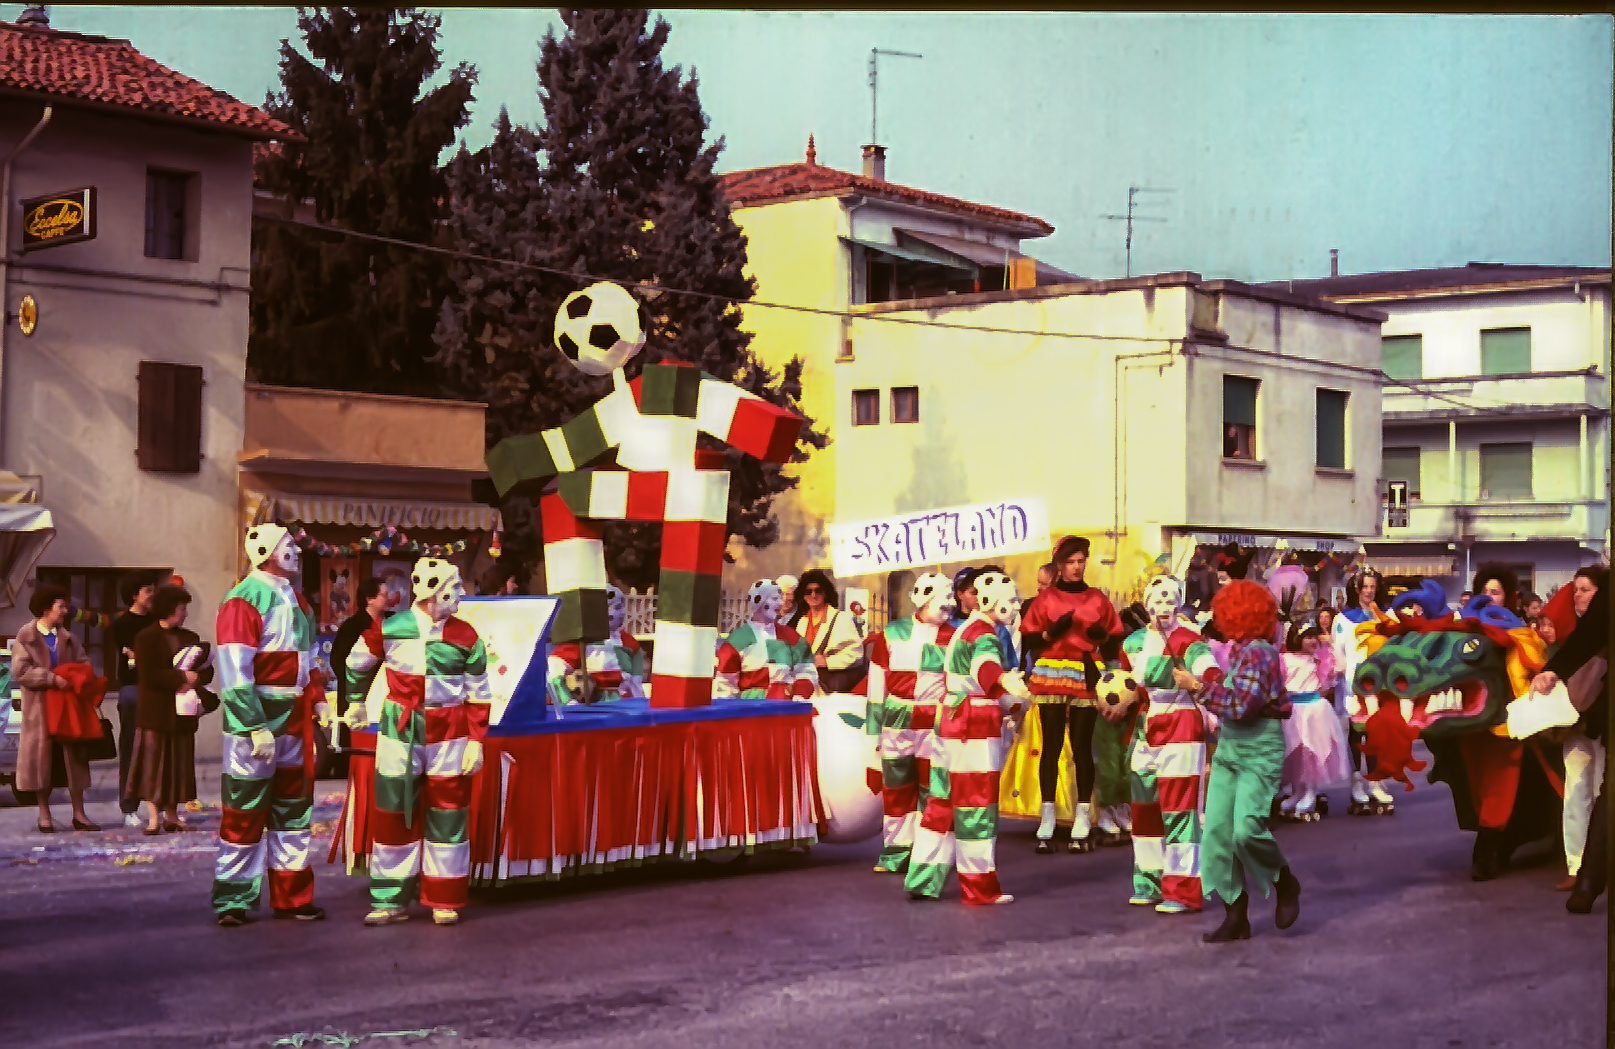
{"left": 803, "top": 586, "right": 824, "bottom": 595}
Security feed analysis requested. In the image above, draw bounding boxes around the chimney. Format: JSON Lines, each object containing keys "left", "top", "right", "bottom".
{"left": 17, "top": 5, "right": 49, "bottom": 27}
{"left": 1329, "top": 248, "right": 1339, "bottom": 277}
{"left": 861, "top": 144, "right": 886, "bottom": 181}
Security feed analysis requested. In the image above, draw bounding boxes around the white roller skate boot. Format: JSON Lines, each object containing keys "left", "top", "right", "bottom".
{"left": 1293, "top": 788, "right": 1318, "bottom": 823}
{"left": 1096, "top": 805, "right": 1125, "bottom": 847}
{"left": 1347, "top": 771, "right": 1373, "bottom": 816}
{"left": 1069, "top": 802, "right": 1094, "bottom": 853}
{"left": 1036, "top": 801, "right": 1057, "bottom": 854}
{"left": 1278, "top": 788, "right": 1298, "bottom": 821}
{"left": 1367, "top": 777, "right": 1396, "bottom": 816}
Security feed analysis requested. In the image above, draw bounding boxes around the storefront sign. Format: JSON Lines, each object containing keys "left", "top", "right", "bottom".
{"left": 1185, "top": 531, "right": 1361, "bottom": 555}
{"left": 19, "top": 186, "right": 96, "bottom": 251}
{"left": 830, "top": 498, "right": 1050, "bottom": 578}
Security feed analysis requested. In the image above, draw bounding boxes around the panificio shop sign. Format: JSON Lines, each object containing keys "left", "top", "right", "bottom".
{"left": 20, "top": 186, "right": 96, "bottom": 251}
{"left": 830, "top": 498, "right": 1051, "bottom": 578}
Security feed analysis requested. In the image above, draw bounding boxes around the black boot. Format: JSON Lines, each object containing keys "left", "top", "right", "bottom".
{"left": 1202, "top": 893, "right": 1250, "bottom": 943}
{"left": 1568, "top": 792, "right": 1607, "bottom": 915}
{"left": 1470, "top": 829, "right": 1502, "bottom": 882}
{"left": 1274, "top": 866, "right": 1301, "bottom": 930}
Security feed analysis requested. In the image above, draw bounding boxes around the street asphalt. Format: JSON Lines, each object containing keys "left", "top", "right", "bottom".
{"left": 0, "top": 748, "right": 1604, "bottom": 1049}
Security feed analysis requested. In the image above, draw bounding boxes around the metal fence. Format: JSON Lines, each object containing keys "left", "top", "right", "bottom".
{"left": 622, "top": 588, "right": 896, "bottom": 638}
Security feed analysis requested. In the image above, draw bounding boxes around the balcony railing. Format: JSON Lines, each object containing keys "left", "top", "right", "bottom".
{"left": 1383, "top": 368, "right": 1608, "bottom": 418}
{"left": 1379, "top": 498, "right": 1608, "bottom": 543}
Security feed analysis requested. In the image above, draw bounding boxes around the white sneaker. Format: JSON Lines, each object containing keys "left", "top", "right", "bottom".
{"left": 122, "top": 814, "right": 144, "bottom": 829}
{"left": 364, "top": 907, "right": 409, "bottom": 926}
{"left": 432, "top": 908, "right": 460, "bottom": 926}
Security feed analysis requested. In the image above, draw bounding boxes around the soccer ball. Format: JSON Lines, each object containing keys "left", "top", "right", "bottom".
{"left": 553, "top": 281, "right": 647, "bottom": 376}
{"left": 1096, "top": 669, "right": 1139, "bottom": 718}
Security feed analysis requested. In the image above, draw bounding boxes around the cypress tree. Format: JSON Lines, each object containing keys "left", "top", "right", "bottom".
{"left": 434, "top": 8, "right": 824, "bottom": 589}
{"left": 249, "top": 7, "right": 476, "bottom": 395}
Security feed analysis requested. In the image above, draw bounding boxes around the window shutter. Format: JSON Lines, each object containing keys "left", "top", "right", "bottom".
{"left": 1316, "top": 389, "right": 1348, "bottom": 469}
{"left": 1480, "top": 442, "right": 1532, "bottom": 499}
{"left": 137, "top": 361, "right": 204, "bottom": 473}
{"left": 1480, "top": 328, "right": 1531, "bottom": 375}
{"left": 1223, "top": 376, "right": 1258, "bottom": 427}
{"left": 1381, "top": 335, "right": 1423, "bottom": 380}
{"left": 1382, "top": 446, "right": 1421, "bottom": 498}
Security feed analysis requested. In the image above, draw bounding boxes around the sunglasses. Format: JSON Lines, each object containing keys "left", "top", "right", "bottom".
{"left": 803, "top": 586, "right": 825, "bottom": 595}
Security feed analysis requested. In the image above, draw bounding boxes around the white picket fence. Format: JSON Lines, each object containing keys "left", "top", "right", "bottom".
{"left": 622, "top": 588, "right": 893, "bottom": 638}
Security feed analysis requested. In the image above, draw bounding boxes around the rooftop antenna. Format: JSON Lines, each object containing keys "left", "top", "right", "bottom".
{"left": 1100, "top": 185, "right": 1174, "bottom": 278}
{"left": 869, "top": 48, "right": 923, "bottom": 145}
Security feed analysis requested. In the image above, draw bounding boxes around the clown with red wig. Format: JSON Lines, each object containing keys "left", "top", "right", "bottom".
{"left": 1172, "top": 579, "right": 1303, "bottom": 942}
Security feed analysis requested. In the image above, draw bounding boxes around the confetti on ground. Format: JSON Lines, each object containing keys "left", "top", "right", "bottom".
{"left": 113, "top": 854, "right": 155, "bottom": 867}
{"left": 9, "top": 858, "right": 39, "bottom": 866}
{"left": 271, "top": 1028, "right": 456, "bottom": 1047}
{"left": 311, "top": 822, "right": 332, "bottom": 837}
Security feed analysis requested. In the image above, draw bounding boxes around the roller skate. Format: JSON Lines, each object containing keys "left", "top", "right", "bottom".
{"left": 1367, "top": 777, "right": 1396, "bottom": 816}
{"left": 1035, "top": 801, "right": 1057, "bottom": 855}
{"left": 1068, "top": 802, "right": 1095, "bottom": 853}
{"left": 1277, "top": 788, "right": 1298, "bottom": 822}
{"left": 1095, "top": 805, "right": 1129, "bottom": 847}
{"left": 1292, "top": 789, "right": 1321, "bottom": 823}
{"left": 1346, "top": 772, "right": 1374, "bottom": 816}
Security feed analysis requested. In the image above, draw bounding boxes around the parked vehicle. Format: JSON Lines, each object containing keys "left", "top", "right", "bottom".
{"left": 0, "top": 652, "right": 25, "bottom": 805}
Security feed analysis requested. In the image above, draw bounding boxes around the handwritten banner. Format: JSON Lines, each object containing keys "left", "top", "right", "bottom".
{"left": 830, "top": 498, "right": 1051, "bottom": 578}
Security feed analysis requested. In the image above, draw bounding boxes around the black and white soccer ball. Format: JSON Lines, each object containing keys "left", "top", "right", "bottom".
{"left": 1096, "top": 669, "right": 1139, "bottom": 717}
{"left": 554, "top": 281, "right": 647, "bottom": 376}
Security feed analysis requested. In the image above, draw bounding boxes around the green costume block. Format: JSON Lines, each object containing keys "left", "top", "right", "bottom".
{"left": 1092, "top": 712, "right": 1132, "bottom": 807}
{"left": 1200, "top": 717, "right": 1289, "bottom": 905}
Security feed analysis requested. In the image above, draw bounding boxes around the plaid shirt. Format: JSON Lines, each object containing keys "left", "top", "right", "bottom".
{"left": 1196, "top": 638, "right": 1290, "bottom": 723}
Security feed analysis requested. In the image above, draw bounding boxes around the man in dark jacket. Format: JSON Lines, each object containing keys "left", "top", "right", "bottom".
{"left": 326, "top": 578, "right": 390, "bottom": 775}
{"left": 112, "top": 571, "right": 158, "bottom": 827}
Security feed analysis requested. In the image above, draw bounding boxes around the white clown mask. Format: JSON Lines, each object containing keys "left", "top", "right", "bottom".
{"left": 606, "top": 585, "right": 627, "bottom": 634}
{"left": 973, "top": 571, "right": 1021, "bottom": 625}
{"left": 1144, "top": 575, "right": 1185, "bottom": 630}
{"left": 245, "top": 523, "right": 300, "bottom": 575}
{"left": 411, "top": 558, "right": 464, "bottom": 621}
{"left": 747, "top": 579, "right": 784, "bottom": 625}
{"left": 910, "top": 573, "right": 955, "bottom": 626}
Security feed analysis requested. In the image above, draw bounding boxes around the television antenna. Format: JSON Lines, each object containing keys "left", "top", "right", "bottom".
{"left": 869, "top": 48, "right": 923, "bottom": 144}
{"left": 1100, "top": 185, "right": 1174, "bottom": 278}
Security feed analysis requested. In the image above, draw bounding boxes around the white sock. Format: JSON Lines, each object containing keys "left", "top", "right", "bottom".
{"left": 1037, "top": 801, "right": 1056, "bottom": 840}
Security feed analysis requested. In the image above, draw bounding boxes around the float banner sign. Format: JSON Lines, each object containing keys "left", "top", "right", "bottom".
{"left": 455, "top": 596, "right": 560, "bottom": 727}
{"left": 831, "top": 498, "right": 1050, "bottom": 578}
{"left": 20, "top": 187, "right": 96, "bottom": 250}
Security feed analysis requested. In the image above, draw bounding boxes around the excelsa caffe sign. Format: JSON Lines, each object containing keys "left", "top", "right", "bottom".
{"left": 830, "top": 498, "right": 1051, "bottom": 578}
{"left": 20, "top": 186, "right": 96, "bottom": 250}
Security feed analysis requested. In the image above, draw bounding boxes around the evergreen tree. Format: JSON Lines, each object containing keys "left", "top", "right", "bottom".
{"left": 249, "top": 7, "right": 476, "bottom": 395}
{"left": 434, "top": 9, "right": 825, "bottom": 589}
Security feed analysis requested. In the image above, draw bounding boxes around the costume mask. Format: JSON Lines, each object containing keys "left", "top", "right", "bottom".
{"left": 747, "top": 579, "right": 784, "bottom": 625}
{"left": 411, "top": 558, "right": 464, "bottom": 621}
{"left": 910, "top": 573, "right": 955, "bottom": 626}
{"left": 1144, "top": 575, "right": 1184, "bottom": 631}
{"left": 607, "top": 585, "right": 627, "bottom": 634}
{"left": 245, "top": 524, "right": 300, "bottom": 574}
{"left": 973, "top": 571, "right": 1021, "bottom": 625}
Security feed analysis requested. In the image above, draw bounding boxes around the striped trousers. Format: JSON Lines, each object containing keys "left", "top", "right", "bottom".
{"left": 875, "top": 699, "right": 938, "bottom": 873}
{"left": 1129, "top": 700, "right": 1207, "bottom": 911}
{"left": 212, "top": 723, "right": 313, "bottom": 915}
{"left": 369, "top": 699, "right": 476, "bottom": 912}
{"left": 905, "top": 695, "right": 1005, "bottom": 905}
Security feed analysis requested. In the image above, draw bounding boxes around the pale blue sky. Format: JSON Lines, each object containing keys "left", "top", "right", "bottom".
{"left": 10, "top": 7, "right": 1610, "bottom": 281}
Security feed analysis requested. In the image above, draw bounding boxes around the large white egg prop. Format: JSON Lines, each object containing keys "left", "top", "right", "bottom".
{"left": 814, "top": 691, "right": 883, "bottom": 844}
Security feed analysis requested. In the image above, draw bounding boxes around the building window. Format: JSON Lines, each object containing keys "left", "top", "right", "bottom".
{"left": 137, "top": 361, "right": 205, "bottom": 473}
{"left": 1382, "top": 446, "right": 1422, "bottom": 500}
{"left": 891, "top": 386, "right": 919, "bottom": 424}
{"left": 145, "top": 169, "right": 194, "bottom": 260}
{"left": 1223, "top": 375, "right": 1259, "bottom": 460}
{"left": 1507, "top": 564, "right": 1536, "bottom": 598}
{"left": 1479, "top": 442, "right": 1533, "bottom": 500}
{"left": 1381, "top": 334, "right": 1423, "bottom": 381}
{"left": 1316, "top": 389, "right": 1349, "bottom": 469}
{"left": 33, "top": 569, "right": 158, "bottom": 681}
{"left": 1481, "top": 327, "right": 1531, "bottom": 375}
{"left": 852, "top": 389, "right": 880, "bottom": 427}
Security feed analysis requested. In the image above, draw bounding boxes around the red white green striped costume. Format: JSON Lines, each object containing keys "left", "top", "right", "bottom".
{"left": 867, "top": 617, "right": 954, "bottom": 874}
{"left": 346, "top": 608, "right": 493, "bottom": 912}
{"left": 211, "top": 570, "right": 318, "bottom": 916}
{"left": 549, "top": 630, "right": 647, "bottom": 704}
{"left": 905, "top": 612, "right": 1018, "bottom": 904}
{"left": 713, "top": 621, "right": 816, "bottom": 700}
{"left": 484, "top": 363, "right": 800, "bottom": 709}
{"left": 1124, "top": 624, "right": 1217, "bottom": 911}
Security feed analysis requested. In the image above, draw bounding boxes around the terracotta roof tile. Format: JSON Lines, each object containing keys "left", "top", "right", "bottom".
{"left": 1264, "top": 263, "right": 1611, "bottom": 300}
{"left": 0, "top": 21, "right": 298, "bottom": 141}
{"left": 717, "top": 160, "right": 1053, "bottom": 235}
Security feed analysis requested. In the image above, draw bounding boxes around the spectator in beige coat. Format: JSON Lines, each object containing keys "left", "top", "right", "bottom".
{"left": 11, "top": 584, "right": 97, "bottom": 833}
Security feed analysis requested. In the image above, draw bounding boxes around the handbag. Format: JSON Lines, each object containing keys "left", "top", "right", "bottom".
{"left": 814, "top": 610, "right": 869, "bottom": 694}
{"left": 84, "top": 716, "right": 116, "bottom": 762}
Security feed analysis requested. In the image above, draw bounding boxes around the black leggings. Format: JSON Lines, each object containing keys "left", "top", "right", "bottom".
{"left": 1038, "top": 704, "right": 1098, "bottom": 804}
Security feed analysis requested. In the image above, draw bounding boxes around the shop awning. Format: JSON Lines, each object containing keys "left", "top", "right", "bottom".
{"left": 0, "top": 504, "right": 55, "bottom": 609}
{"left": 840, "top": 236, "right": 976, "bottom": 273}
{"left": 1181, "top": 532, "right": 1361, "bottom": 555}
{"left": 894, "top": 228, "right": 1087, "bottom": 283}
{"left": 1363, "top": 555, "right": 1457, "bottom": 578}
{"left": 247, "top": 490, "right": 501, "bottom": 533}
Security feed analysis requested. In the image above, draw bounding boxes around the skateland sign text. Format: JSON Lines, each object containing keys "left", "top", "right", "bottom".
{"left": 20, "top": 186, "right": 96, "bottom": 251}
{"left": 830, "top": 498, "right": 1051, "bottom": 578}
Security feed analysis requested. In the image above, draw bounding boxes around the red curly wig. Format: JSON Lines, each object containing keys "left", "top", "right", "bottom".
{"left": 1212, "top": 579, "right": 1279, "bottom": 642}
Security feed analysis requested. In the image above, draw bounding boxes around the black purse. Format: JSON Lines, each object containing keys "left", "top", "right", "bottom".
{"left": 84, "top": 715, "right": 117, "bottom": 762}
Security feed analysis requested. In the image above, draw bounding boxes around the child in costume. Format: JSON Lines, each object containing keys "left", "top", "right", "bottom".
{"left": 212, "top": 524, "right": 333, "bottom": 927}
{"left": 345, "top": 558, "right": 494, "bottom": 927}
{"left": 547, "top": 585, "right": 647, "bottom": 704}
{"left": 1332, "top": 568, "right": 1398, "bottom": 815}
{"left": 713, "top": 580, "right": 817, "bottom": 700}
{"left": 906, "top": 571, "right": 1031, "bottom": 904}
{"left": 1278, "top": 624, "right": 1352, "bottom": 822}
{"left": 1019, "top": 535, "right": 1126, "bottom": 853}
{"left": 1175, "top": 579, "right": 1303, "bottom": 942}
{"left": 865, "top": 573, "right": 957, "bottom": 875}
{"left": 1124, "top": 575, "right": 1216, "bottom": 915}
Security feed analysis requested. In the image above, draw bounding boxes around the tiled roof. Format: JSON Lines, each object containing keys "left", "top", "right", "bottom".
{"left": 1263, "top": 263, "right": 1610, "bottom": 300}
{"left": 0, "top": 21, "right": 298, "bottom": 141}
{"left": 717, "top": 160, "right": 1053, "bottom": 236}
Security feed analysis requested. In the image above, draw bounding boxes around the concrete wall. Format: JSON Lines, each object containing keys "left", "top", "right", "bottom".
{"left": 1381, "top": 286, "right": 1611, "bottom": 376}
{"left": 243, "top": 384, "right": 488, "bottom": 475}
{"left": 0, "top": 103, "right": 254, "bottom": 650}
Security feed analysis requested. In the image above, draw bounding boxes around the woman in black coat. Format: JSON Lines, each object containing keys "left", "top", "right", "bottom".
{"left": 126, "top": 586, "right": 211, "bottom": 835}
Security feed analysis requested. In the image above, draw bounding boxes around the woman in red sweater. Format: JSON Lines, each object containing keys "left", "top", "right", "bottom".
{"left": 1019, "top": 535, "right": 1125, "bottom": 852}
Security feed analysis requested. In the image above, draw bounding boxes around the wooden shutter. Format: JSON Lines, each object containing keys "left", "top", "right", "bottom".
{"left": 137, "top": 361, "right": 204, "bottom": 473}
{"left": 1481, "top": 328, "right": 1531, "bottom": 375}
{"left": 1480, "top": 442, "right": 1532, "bottom": 499}
{"left": 1381, "top": 335, "right": 1423, "bottom": 380}
{"left": 1316, "top": 389, "right": 1348, "bottom": 469}
{"left": 1223, "top": 376, "right": 1259, "bottom": 428}
{"left": 1382, "top": 446, "right": 1421, "bottom": 498}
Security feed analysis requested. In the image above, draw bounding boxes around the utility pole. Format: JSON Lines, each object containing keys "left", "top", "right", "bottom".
{"left": 1100, "top": 185, "right": 1174, "bottom": 278}
{"left": 869, "top": 48, "right": 922, "bottom": 144}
